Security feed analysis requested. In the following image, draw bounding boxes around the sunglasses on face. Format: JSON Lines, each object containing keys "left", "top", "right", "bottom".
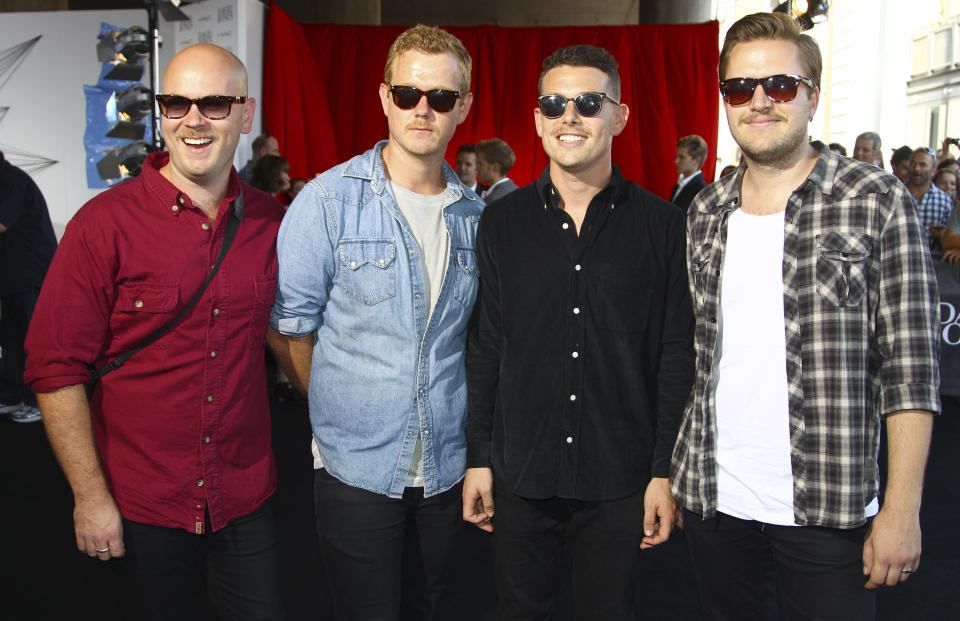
{"left": 536, "top": 92, "right": 619, "bottom": 119}
{"left": 719, "top": 74, "right": 816, "bottom": 106}
{"left": 155, "top": 94, "right": 248, "bottom": 120}
{"left": 387, "top": 84, "right": 461, "bottom": 113}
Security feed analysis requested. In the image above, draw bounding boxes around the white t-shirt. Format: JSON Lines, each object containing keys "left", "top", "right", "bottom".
{"left": 714, "top": 208, "right": 878, "bottom": 524}
{"left": 715, "top": 208, "right": 796, "bottom": 524}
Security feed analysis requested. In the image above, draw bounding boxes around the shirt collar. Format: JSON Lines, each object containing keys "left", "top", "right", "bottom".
{"left": 140, "top": 151, "right": 245, "bottom": 220}
{"left": 535, "top": 163, "right": 624, "bottom": 207}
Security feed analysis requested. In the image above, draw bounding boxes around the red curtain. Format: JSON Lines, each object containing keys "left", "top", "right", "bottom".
{"left": 263, "top": 3, "right": 719, "bottom": 200}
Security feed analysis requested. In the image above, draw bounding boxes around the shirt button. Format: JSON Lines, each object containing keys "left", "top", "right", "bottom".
{"left": 134, "top": 299, "right": 144, "bottom": 309}
{"left": 569, "top": 394, "right": 576, "bottom": 401}
{"left": 207, "top": 395, "right": 214, "bottom": 402}
{"left": 415, "top": 293, "right": 422, "bottom": 299}
{"left": 407, "top": 431, "right": 414, "bottom": 437}
{"left": 566, "top": 436, "right": 573, "bottom": 444}
{"left": 409, "top": 249, "right": 415, "bottom": 255}
{"left": 171, "top": 205, "right": 180, "bottom": 213}
{"left": 562, "top": 223, "right": 569, "bottom": 230}
{"left": 201, "top": 223, "right": 210, "bottom": 231}
{"left": 196, "top": 479, "right": 204, "bottom": 487}
{"left": 378, "top": 259, "right": 385, "bottom": 265}
{"left": 213, "top": 308, "right": 220, "bottom": 316}
{"left": 571, "top": 351, "right": 579, "bottom": 358}
{"left": 210, "top": 351, "right": 217, "bottom": 358}
{"left": 423, "top": 429, "right": 430, "bottom": 436}
{"left": 204, "top": 436, "right": 211, "bottom": 444}
{"left": 574, "top": 264, "right": 581, "bottom": 271}
{"left": 350, "top": 261, "right": 357, "bottom": 268}
{"left": 573, "top": 307, "right": 580, "bottom": 315}
{"left": 177, "top": 195, "right": 186, "bottom": 205}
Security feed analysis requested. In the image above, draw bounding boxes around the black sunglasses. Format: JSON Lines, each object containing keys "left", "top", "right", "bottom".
{"left": 536, "top": 92, "right": 619, "bottom": 119}
{"left": 155, "top": 94, "right": 248, "bottom": 120}
{"left": 719, "top": 74, "right": 816, "bottom": 106}
{"left": 388, "top": 84, "right": 461, "bottom": 113}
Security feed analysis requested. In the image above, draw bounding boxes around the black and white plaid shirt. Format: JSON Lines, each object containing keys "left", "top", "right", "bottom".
{"left": 670, "top": 144, "right": 941, "bottom": 529}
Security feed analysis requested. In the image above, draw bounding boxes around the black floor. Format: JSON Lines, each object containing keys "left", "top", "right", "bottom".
{"left": 2, "top": 392, "right": 958, "bottom": 620}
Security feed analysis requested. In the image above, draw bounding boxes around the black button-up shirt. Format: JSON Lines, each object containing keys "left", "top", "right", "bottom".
{"left": 466, "top": 165, "right": 695, "bottom": 501}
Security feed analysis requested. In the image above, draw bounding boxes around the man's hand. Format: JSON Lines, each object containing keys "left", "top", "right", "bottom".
{"left": 862, "top": 506, "right": 921, "bottom": 589}
{"left": 74, "top": 491, "right": 125, "bottom": 560}
{"left": 641, "top": 477, "right": 677, "bottom": 549}
{"left": 462, "top": 467, "right": 495, "bottom": 532}
{"left": 942, "top": 249, "right": 960, "bottom": 265}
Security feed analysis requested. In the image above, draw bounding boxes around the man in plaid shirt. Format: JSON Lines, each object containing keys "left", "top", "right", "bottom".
{"left": 906, "top": 147, "right": 954, "bottom": 253}
{"left": 670, "top": 13, "right": 940, "bottom": 620}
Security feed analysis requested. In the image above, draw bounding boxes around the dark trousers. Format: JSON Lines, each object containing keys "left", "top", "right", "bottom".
{"left": 491, "top": 479, "right": 647, "bottom": 621}
{"left": 117, "top": 501, "right": 285, "bottom": 621}
{"left": 313, "top": 468, "right": 463, "bottom": 621}
{"left": 682, "top": 509, "right": 876, "bottom": 621}
{"left": 0, "top": 289, "right": 39, "bottom": 406}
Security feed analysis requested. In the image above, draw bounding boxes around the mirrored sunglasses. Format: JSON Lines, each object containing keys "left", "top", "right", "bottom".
{"left": 155, "top": 94, "right": 248, "bottom": 120}
{"left": 388, "top": 85, "right": 461, "bottom": 113}
{"left": 536, "top": 92, "right": 618, "bottom": 119}
{"left": 719, "top": 74, "right": 815, "bottom": 106}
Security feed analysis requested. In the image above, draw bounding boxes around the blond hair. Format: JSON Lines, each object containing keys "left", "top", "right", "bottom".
{"left": 384, "top": 25, "right": 472, "bottom": 93}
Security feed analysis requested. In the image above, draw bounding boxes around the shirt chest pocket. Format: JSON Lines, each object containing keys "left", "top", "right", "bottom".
{"left": 815, "top": 232, "right": 872, "bottom": 308}
{"left": 453, "top": 247, "right": 479, "bottom": 308}
{"left": 338, "top": 238, "right": 398, "bottom": 306}
{"left": 113, "top": 281, "right": 180, "bottom": 350}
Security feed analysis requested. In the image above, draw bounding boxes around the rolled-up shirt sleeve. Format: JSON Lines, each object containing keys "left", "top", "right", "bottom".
{"left": 270, "top": 182, "right": 337, "bottom": 337}
{"left": 24, "top": 209, "right": 116, "bottom": 393}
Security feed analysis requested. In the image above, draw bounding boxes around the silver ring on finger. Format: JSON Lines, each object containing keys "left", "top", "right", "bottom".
{"left": 901, "top": 568, "right": 913, "bottom": 575}
{"left": 96, "top": 547, "right": 109, "bottom": 553}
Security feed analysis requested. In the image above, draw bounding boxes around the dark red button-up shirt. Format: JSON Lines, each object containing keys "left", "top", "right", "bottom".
{"left": 25, "top": 152, "right": 283, "bottom": 534}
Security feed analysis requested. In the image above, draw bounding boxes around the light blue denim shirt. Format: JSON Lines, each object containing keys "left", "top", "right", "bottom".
{"left": 270, "top": 141, "right": 483, "bottom": 498}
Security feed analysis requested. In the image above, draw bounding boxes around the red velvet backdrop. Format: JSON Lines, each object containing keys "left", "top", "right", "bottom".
{"left": 263, "top": 3, "right": 719, "bottom": 200}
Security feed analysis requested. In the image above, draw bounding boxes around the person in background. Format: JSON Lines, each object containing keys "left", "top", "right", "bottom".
{"left": 852, "top": 131, "right": 881, "bottom": 165}
{"left": 238, "top": 133, "right": 279, "bottom": 182}
{"left": 455, "top": 143, "right": 485, "bottom": 195}
{"left": 890, "top": 145, "right": 913, "bottom": 183}
{"left": 476, "top": 138, "right": 519, "bottom": 203}
{"left": 0, "top": 149, "right": 58, "bottom": 423}
{"left": 906, "top": 147, "right": 953, "bottom": 252}
{"left": 828, "top": 142, "right": 846, "bottom": 156}
{"left": 934, "top": 167, "right": 958, "bottom": 206}
{"left": 671, "top": 134, "right": 709, "bottom": 212}
{"left": 249, "top": 154, "right": 291, "bottom": 196}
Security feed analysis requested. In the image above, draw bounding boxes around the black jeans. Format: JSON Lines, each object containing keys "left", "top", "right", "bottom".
{"left": 0, "top": 289, "right": 39, "bottom": 406}
{"left": 491, "top": 479, "right": 647, "bottom": 621}
{"left": 117, "top": 501, "right": 285, "bottom": 621}
{"left": 683, "top": 509, "right": 876, "bottom": 621}
{"left": 313, "top": 468, "right": 463, "bottom": 621}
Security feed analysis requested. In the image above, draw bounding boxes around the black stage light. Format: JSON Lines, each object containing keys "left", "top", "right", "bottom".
{"left": 95, "top": 140, "right": 151, "bottom": 180}
{"left": 773, "top": 1, "right": 828, "bottom": 31}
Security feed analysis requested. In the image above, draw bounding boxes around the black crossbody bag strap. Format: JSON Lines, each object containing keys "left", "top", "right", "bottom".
{"left": 86, "top": 193, "right": 242, "bottom": 395}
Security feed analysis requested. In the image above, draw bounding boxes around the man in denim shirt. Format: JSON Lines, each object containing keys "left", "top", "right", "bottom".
{"left": 267, "top": 25, "right": 481, "bottom": 619}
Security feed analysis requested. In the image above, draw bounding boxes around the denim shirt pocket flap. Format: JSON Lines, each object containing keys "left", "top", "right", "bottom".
{"left": 455, "top": 247, "right": 478, "bottom": 274}
{"left": 116, "top": 281, "right": 180, "bottom": 313}
{"left": 338, "top": 239, "right": 397, "bottom": 271}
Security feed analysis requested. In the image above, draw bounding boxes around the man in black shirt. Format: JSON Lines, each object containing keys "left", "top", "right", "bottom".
{"left": 0, "top": 150, "right": 57, "bottom": 422}
{"left": 463, "top": 45, "right": 695, "bottom": 619}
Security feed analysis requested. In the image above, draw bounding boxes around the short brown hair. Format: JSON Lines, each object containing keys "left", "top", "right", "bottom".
{"left": 475, "top": 138, "right": 516, "bottom": 175}
{"left": 719, "top": 12, "right": 822, "bottom": 88}
{"left": 384, "top": 25, "right": 472, "bottom": 94}
{"left": 539, "top": 45, "right": 621, "bottom": 99}
{"left": 677, "top": 135, "right": 708, "bottom": 164}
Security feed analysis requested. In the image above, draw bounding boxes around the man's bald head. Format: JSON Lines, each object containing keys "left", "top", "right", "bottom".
{"left": 163, "top": 43, "right": 248, "bottom": 96}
